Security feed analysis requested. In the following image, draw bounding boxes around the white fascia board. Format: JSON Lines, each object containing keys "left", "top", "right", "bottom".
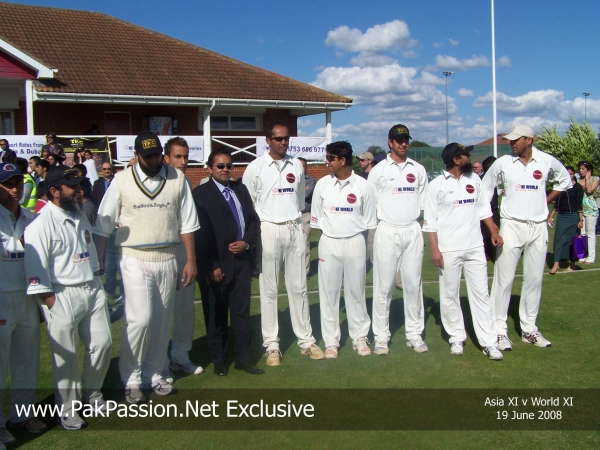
{"left": 32, "top": 91, "right": 353, "bottom": 111}
{"left": 0, "top": 38, "right": 55, "bottom": 78}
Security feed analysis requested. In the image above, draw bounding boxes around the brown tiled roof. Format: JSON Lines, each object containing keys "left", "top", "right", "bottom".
{"left": 475, "top": 135, "right": 507, "bottom": 146}
{"left": 0, "top": 3, "right": 351, "bottom": 103}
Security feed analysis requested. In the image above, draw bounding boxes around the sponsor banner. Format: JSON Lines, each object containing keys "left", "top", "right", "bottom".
{"left": 57, "top": 136, "right": 111, "bottom": 168}
{"left": 1, "top": 135, "right": 46, "bottom": 157}
{"left": 256, "top": 137, "right": 327, "bottom": 161}
{"left": 116, "top": 136, "right": 204, "bottom": 162}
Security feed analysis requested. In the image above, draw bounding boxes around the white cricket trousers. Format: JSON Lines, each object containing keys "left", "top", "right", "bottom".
{"left": 438, "top": 247, "right": 496, "bottom": 347}
{"left": 318, "top": 233, "right": 371, "bottom": 348}
{"left": 0, "top": 291, "right": 40, "bottom": 424}
{"left": 119, "top": 255, "right": 176, "bottom": 386}
{"left": 169, "top": 245, "right": 196, "bottom": 365}
{"left": 581, "top": 215, "right": 598, "bottom": 262}
{"left": 491, "top": 219, "right": 547, "bottom": 335}
{"left": 372, "top": 221, "right": 425, "bottom": 342}
{"left": 41, "top": 278, "right": 111, "bottom": 415}
{"left": 301, "top": 211, "right": 312, "bottom": 273}
{"left": 259, "top": 220, "right": 316, "bottom": 351}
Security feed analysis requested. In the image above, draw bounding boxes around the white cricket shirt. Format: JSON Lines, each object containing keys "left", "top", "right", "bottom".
{"left": 25, "top": 201, "right": 100, "bottom": 294}
{"left": 423, "top": 171, "right": 492, "bottom": 252}
{"left": 0, "top": 205, "right": 35, "bottom": 292}
{"left": 310, "top": 172, "right": 377, "bottom": 238}
{"left": 482, "top": 146, "right": 571, "bottom": 222}
{"left": 242, "top": 153, "right": 304, "bottom": 223}
{"left": 368, "top": 156, "right": 428, "bottom": 226}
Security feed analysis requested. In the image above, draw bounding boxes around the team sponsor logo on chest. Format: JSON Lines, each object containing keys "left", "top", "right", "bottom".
{"left": 392, "top": 173, "right": 417, "bottom": 194}
{"left": 465, "top": 184, "right": 475, "bottom": 194}
{"left": 2, "top": 250, "right": 25, "bottom": 262}
{"left": 453, "top": 197, "right": 475, "bottom": 207}
{"left": 515, "top": 183, "right": 539, "bottom": 191}
{"left": 329, "top": 193, "right": 356, "bottom": 213}
{"left": 286, "top": 173, "right": 296, "bottom": 184}
{"left": 533, "top": 170, "right": 543, "bottom": 180}
{"left": 271, "top": 187, "right": 295, "bottom": 195}
{"left": 72, "top": 251, "right": 91, "bottom": 263}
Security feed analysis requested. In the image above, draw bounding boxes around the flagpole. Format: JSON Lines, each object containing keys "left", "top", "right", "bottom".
{"left": 491, "top": 0, "right": 498, "bottom": 157}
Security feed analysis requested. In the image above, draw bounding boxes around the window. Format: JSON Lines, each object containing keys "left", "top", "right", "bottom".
{"left": 202, "top": 114, "right": 261, "bottom": 131}
{"left": 0, "top": 111, "right": 14, "bottom": 134}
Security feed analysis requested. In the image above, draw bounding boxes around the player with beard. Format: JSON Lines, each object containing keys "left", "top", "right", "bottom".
{"left": 423, "top": 143, "right": 504, "bottom": 360}
{"left": 24, "top": 166, "right": 112, "bottom": 429}
{"left": 93, "top": 132, "right": 199, "bottom": 403}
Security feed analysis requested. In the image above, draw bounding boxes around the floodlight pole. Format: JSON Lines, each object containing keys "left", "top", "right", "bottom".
{"left": 583, "top": 92, "right": 591, "bottom": 122}
{"left": 443, "top": 71, "right": 454, "bottom": 145}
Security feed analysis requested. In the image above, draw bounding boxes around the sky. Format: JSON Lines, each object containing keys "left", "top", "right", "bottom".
{"left": 7, "top": 0, "right": 600, "bottom": 149}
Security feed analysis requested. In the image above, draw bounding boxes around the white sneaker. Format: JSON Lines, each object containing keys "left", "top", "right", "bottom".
{"left": 162, "top": 366, "right": 174, "bottom": 384}
{"left": 497, "top": 334, "right": 513, "bottom": 351}
{"left": 483, "top": 346, "right": 504, "bottom": 360}
{"left": 325, "top": 346, "right": 339, "bottom": 359}
{"left": 353, "top": 337, "right": 371, "bottom": 356}
{"left": 407, "top": 338, "right": 429, "bottom": 353}
{"left": 145, "top": 378, "right": 174, "bottom": 396}
{"left": 521, "top": 331, "right": 552, "bottom": 348}
{"left": 56, "top": 412, "right": 87, "bottom": 430}
{"left": 374, "top": 341, "right": 389, "bottom": 356}
{"left": 125, "top": 384, "right": 145, "bottom": 404}
{"left": 169, "top": 360, "right": 204, "bottom": 375}
{"left": 450, "top": 341, "right": 464, "bottom": 355}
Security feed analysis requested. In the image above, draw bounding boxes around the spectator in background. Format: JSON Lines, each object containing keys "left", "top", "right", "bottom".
{"left": 40, "top": 133, "right": 65, "bottom": 160}
{"left": 30, "top": 158, "right": 49, "bottom": 185}
{"left": 473, "top": 161, "right": 484, "bottom": 177}
{"left": 298, "top": 157, "right": 316, "bottom": 274}
{"left": 578, "top": 161, "right": 599, "bottom": 264}
{"left": 15, "top": 158, "right": 37, "bottom": 213}
{"left": 79, "top": 178, "right": 97, "bottom": 226}
{"left": 72, "top": 164, "right": 87, "bottom": 178}
{"left": 40, "top": 149, "right": 50, "bottom": 160}
{"left": 0, "top": 139, "right": 17, "bottom": 164}
{"left": 356, "top": 151, "right": 374, "bottom": 180}
{"left": 72, "top": 148, "right": 84, "bottom": 166}
{"left": 92, "top": 163, "right": 114, "bottom": 207}
{"left": 548, "top": 167, "right": 583, "bottom": 273}
{"left": 82, "top": 150, "right": 99, "bottom": 184}
{"left": 481, "top": 156, "right": 499, "bottom": 261}
{"left": 33, "top": 182, "right": 48, "bottom": 214}
{"left": 46, "top": 154, "right": 62, "bottom": 168}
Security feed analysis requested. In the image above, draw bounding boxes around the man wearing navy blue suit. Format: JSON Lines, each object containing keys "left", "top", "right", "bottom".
{"left": 193, "top": 148, "right": 262, "bottom": 376}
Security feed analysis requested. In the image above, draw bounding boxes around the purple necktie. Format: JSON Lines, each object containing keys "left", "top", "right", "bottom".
{"left": 223, "top": 187, "right": 243, "bottom": 241}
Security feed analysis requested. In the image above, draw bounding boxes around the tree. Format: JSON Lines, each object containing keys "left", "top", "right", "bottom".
{"left": 536, "top": 118, "right": 600, "bottom": 169}
{"left": 367, "top": 145, "right": 386, "bottom": 155}
{"left": 410, "top": 140, "right": 431, "bottom": 147}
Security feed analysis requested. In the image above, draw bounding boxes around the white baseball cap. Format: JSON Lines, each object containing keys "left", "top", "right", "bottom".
{"left": 502, "top": 124, "right": 535, "bottom": 140}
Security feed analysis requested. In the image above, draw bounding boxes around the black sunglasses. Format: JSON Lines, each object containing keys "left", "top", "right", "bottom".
{"left": 325, "top": 155, "right": 341, "bottom": 162}
{"left": 214, "top": 163, "right": 233, "bottom": 170}
{"left": 269, "top": 136, "right": 290, "bottom": 142}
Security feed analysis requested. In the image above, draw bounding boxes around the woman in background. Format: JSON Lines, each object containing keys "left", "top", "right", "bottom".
{"left": 578, "top": 161, "right": 599, "bottom": 264}
{"left": 548, "top": 167, "right": 583, "bottom": 273}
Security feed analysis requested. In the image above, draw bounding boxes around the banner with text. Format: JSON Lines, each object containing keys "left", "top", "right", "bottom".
{"left": 116, "top": 136, "right": 204, "bottom": 162}
{"left": 256, "top": 137, "right": 327, "bottom": 161}
{"left": 2, "top": 135, "right": 46, "bottom": 157}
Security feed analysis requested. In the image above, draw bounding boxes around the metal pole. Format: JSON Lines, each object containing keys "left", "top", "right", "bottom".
{"left": 443, "top": 71, "right": 453, "bottom": 145}
{"left": 325, "top": 110, "right": 332, "bottom": 144}
{"left": 25, "top": 79, "right": 34, "bottom": 135}
{"left": 491, "top": 0, "right": 498, "bottom": 158}
{"left": 583, "top": 93, "right": 590, "bottom": 122}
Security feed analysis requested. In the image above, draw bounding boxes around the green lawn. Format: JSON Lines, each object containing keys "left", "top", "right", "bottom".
{"left": 5, "top": 228, "right": 600, "bottom": 449}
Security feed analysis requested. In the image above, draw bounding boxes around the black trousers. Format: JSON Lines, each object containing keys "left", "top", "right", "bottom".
{"left": 199, "top": 260, "right": 252, "bottom": 365}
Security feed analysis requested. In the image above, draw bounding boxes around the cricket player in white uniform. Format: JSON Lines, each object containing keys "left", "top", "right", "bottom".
{"left": 311, "top": 141, "right": 376, "bottom": 358}
{"left": 162, "top": 137, "right": 203, "bottom": 378}
{"left": 242, "top": 122, "right": 324, "bottom": 366}
{"left": 94, "top": 132, "right": 199, "bottom": 403}
{"left": 424, "top": 144, "right": 504, "bottom": 360}
{"left": 25, "top": 166, "right": 112, "bottom": 430}
{"left": 482, "top": 125, "right": 571, "bottom": 350}
{"left": 369, "top": 124, "right": 428, "bottom": 355}
{"left": 0, "top": 163, "right": 46, "bottom": 445}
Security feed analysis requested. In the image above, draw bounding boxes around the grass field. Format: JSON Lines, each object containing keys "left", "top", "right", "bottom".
{"left": 5, "top": 228, "right": 600, "bottom": 449}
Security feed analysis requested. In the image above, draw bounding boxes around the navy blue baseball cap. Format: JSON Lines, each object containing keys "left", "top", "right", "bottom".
{"left": 0, "top": 163, "right": 23, "bottom": 183}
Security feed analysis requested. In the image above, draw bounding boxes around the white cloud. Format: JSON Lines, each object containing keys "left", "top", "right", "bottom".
{"left": 350, "top": 52, "right": 397, "bottom": 67}
{"left": 297, "top": 118, "right": 313, "bottom": 127}
{"left": 429, "top": 55, "right": 490, "bottom": 71}
{"left": 473, "top": 89, "right": 564, "bottom": 115}
{"left": 449, "top": 39, "right": 459, "bottom": 47}
{"left": 497, "top": 56, "right": 511, "bottom": 67}
{"left": 433, "top": 42, "right": 443, "bottom": 48}
{"left": 325, "top": 20, "right": 416, "bottom": 53}
{"left": 401, "top": 50, "right": 418, "bottom": 58}
{"left": 458, "top": 88, "right": 474, "bottom": 97}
